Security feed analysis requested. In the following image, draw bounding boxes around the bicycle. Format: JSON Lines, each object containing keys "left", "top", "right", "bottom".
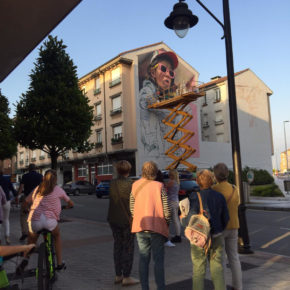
{"left": 36, "top": 204, "right": 70, "bottom": 290}
{"left": 36, "top": 229, "right": 57, "bottom": 290}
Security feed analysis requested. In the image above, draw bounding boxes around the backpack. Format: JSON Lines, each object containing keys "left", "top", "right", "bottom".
{"left": 184, "top": 192, "right": 211, "bottom": 254}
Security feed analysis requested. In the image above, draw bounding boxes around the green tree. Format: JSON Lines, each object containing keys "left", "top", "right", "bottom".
{"left": 14, "top": 35, "right": 94, "bottom": 170}
{"left": 0, "top": 90, "right": 17, "bottom": 161}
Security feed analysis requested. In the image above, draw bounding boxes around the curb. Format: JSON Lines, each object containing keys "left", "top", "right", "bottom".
{"left": 246, "top": 204, "right": 290, "bottom": 212}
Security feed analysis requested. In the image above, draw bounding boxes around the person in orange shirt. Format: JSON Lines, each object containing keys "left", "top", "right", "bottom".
{"left": 130, "top": 161, "right": 170, "bottom": 290}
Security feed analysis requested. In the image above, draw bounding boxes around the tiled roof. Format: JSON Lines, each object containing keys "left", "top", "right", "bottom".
{"left": 199, "top": 68, "right": 249, "bottom": 88}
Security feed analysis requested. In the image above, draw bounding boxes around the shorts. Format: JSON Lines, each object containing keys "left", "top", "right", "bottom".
{"left": 28, "top": 213, "right": 58, "bottom": 233}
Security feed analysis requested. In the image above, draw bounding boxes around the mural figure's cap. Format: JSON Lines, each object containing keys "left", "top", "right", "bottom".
{"left": 150, "top": 49, "right": 178, "bottom": 69}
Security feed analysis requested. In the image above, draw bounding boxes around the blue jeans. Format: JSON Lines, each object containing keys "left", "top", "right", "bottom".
{"left": 136, "top": 232, "right": 166, "bottom": 290}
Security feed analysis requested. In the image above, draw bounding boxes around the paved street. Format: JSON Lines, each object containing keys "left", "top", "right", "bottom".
{"left": 4, "top": 195, "right": 290, "bottom": 290}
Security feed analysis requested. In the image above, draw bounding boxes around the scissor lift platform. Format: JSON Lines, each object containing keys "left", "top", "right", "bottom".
{"left": 147, "top": 91, "right": 205, "bottom": 171}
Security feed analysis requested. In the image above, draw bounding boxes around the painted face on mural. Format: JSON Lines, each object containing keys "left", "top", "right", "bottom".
{"left": 151, "top": 59, "right": 174, "bottom": 91}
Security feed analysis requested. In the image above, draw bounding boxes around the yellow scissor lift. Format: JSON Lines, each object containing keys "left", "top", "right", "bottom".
{"left": 147, "top": 91, "right": 204, "bottom": 171}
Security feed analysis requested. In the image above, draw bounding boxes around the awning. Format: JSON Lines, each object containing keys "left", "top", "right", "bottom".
{"left": 0, "top": 0, "right": 82, "bottom": 82}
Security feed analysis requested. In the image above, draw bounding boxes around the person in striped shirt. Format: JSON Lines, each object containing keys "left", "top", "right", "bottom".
{"left": 16, "top": 169, "right": 73, "bottom": 274}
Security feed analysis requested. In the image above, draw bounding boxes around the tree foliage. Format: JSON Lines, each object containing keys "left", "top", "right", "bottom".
{"left": 0, "top": 91, "right": 17, "bottom": 160}
{"left": 14, "top": 35, "right": 94, "bottom": 169}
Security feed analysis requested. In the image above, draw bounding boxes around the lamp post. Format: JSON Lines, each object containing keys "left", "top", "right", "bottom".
{"left": 283, "top": 120, "right": 289, "bottom": 173}
{"left": 165, "top": 0, "right": 253, "bottom": 253}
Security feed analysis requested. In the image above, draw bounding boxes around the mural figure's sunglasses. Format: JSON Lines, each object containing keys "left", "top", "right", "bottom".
{"left": 153, "top": 63, "right": 175, "bottom": 79}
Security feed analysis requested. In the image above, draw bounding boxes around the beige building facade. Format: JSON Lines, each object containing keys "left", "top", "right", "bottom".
{"left": 14, "top": 43, "right": 274, "bottom": 184}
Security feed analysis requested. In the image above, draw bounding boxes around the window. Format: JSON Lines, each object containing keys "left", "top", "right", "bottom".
{"left": 96, "top": 130, "right": 102, "bottom": 146}
{"left": 214, "top": 88, "right": 221, "bottom": 102}
{"left": 95, "top": 102, "right": 102, "bottom": 120}
{"left": 97, "top": 163, "right": 113, "bottom": 175}
{"left": 78, "top": 165, "right": 87, "bottom": 177}
{"left": 19, "top": 152, "right": 24, "bottom": 164}
{"left": 204, "top": 135, "right": 209, "bottom": 142}
{"left": 94, "top": 78, "right": 101, "bottom": 95}
{"left": 110, "top": 67, "right": 121, "bottom": 87}
{"left": 63, "top": 151, "right": 70, "bottom": 160}
{"left": 215, "top": 110, "right": 224, "bottom": 125}
{"left": 40, "top": 150, "right": 45, "bottom": 160}
{"left": 31, "top": 150, "right": 36, "bottom": 162}
{"left": 81, "top": 86, "right": 86, "bottom": 95}
{"left": 111, "top": 95, "right": 122, "bottom": 115}
{"left": 113, "top": 124, "right": 122, "bottom": 139}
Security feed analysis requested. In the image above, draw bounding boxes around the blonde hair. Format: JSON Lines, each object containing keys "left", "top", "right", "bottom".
{"left": 196, "top": 169, "right": 214, "bottom": 189}
{"left": 37, "top": 169, "right": 57, "bottom": 196}
{"left": 169, "top": 169, "right": 180, "bottom": 184}
{"left": 142, "top": 161, "right": 158, "bottom": 180}
{"left": 115, "top": 160, "right": 132, "bottom": 176}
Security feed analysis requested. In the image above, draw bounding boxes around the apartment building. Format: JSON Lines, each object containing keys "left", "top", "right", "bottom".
{"left": 15, "top": 43, "right": 274, "bottom": 184}
{"left": 194, "top": 68, "right": 273, "bottom": 171}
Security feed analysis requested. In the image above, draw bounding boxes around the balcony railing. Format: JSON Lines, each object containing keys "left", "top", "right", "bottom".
{"left": 94, "top": 88, "right": 101, "bottom": 95}
{"left": 95, "top": 142, "right": 103, "bottom": 148}
{"left": 109, "top": 78, "right": 121, "bottom": 88}
{"left": 111, "top": 136, "right": 123, "bottom": 145}
{"left": 110, "top": 107, "right": 122, "bottom": 116}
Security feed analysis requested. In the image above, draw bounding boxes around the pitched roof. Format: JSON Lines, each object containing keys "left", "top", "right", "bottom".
{"left": 199, "top": 68, "right": 249, "bottom": 89}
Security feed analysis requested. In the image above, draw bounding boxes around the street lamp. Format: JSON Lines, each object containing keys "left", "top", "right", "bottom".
{"left": 283, "top": 120, "right": 289, "bottom": 173}
{"left": 165, "top": 0, "right": 253, "bottom": 253}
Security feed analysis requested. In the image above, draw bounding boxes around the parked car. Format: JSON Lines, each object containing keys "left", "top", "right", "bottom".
{"left": 62, "top": 180, "right": 95, "bottom": 196}
{"left": 96, "top": 180, "right": 111, "bottom": 198}
{"left": 178, "top": 179, "right": 200, "bottom": 200}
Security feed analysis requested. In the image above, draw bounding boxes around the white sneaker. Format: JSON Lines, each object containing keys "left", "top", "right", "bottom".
{"left": 165, "top": 240, "right": 176, "bottom": 247}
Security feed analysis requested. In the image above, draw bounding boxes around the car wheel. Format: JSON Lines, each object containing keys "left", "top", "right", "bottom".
{"left": 96, "top": 193, "right": 102, "bottom": 198}
{"left": 74, "top": 189, "right": 80, "bottom": 196}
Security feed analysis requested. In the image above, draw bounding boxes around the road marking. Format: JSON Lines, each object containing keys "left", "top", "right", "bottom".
{"left": 261, "top": 232, "right": 290, "bottom": 249}
{"left": 280, "top": 227, "right": 290, "bottom": 231}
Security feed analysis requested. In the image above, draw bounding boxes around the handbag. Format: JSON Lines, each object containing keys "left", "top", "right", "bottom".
{"left": 184, "top": 192, "right": 211, "bottom": 254}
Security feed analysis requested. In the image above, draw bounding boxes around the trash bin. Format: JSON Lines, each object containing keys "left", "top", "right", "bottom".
{"left": 284, "top": 180, "right": 290, "bottom": 192}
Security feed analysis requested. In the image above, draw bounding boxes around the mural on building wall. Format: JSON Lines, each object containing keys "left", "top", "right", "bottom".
{"left": 137, "top": 48, "right": 200, "bottom": 167}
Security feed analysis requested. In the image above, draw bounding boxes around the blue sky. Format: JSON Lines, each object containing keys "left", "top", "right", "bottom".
{"left": 1, "top": 0, "right": 289, "bottom": 169}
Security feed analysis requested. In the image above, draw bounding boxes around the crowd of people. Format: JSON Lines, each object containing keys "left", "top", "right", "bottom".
{"left": 0, "top": 159, "right": 242, "bottom": 290}
{"left": 108, "top": 160, "right": 243, "bottom": 290}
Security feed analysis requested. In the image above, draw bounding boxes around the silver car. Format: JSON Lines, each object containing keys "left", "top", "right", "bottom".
{"left": 62, "top": 180, "right": 95, "bottom": 196}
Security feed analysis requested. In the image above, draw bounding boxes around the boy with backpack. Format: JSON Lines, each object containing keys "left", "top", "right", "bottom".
{"left": 180, "top": 169, "right": 229, "bottom": 290}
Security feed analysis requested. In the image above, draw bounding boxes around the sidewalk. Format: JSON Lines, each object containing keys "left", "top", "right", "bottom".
{"left": 5, "top": 201, "right": 290, "bottom": 290}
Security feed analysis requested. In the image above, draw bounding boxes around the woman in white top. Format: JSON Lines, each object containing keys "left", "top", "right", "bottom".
{"left": 17, "top": 169, "right": 73, "bottom": 274}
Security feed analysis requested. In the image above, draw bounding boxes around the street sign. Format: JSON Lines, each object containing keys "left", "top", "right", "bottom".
{"left": 247, "top": 170, "right": 254, "bottom": 184}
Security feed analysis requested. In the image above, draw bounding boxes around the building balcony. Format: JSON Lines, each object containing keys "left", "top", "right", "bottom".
{"left": 215, "top": 120, "right": 224, "bottom": 125}
{"left": 94, "top": 88, "right": 101, "bottom": 95}
{"left": 110, "top": 107, "right": 122, "bottom": 116}
{"left": 109, "top": 78, "right": 121, "bottom": 88}
{"left": 111, "top": 136, "right": 123, "bottom": 145}
{"left": 94, "top": 115, "right": 102, "bottom": 121}
{"left": 95, "top": 142, "right": 103, "bottom": 148}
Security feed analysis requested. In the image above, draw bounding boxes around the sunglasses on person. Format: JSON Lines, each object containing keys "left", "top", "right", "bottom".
{"left": 153, "top": 63, "right": 175, "bottom": 79}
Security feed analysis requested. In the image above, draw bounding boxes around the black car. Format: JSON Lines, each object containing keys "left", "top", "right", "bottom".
{"left": 96, "top": 180, "right": 111, "bottom": 198}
